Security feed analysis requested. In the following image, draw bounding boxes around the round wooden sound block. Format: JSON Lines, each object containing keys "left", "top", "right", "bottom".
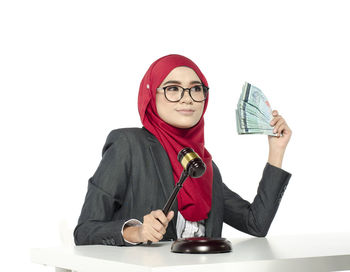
{"left": 171, "top": 237, "right": 232, "bottom": 254}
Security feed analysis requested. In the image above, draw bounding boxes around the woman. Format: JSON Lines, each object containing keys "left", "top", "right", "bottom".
{"left": 73, "top": 54, "right": 292, "bottom": 246}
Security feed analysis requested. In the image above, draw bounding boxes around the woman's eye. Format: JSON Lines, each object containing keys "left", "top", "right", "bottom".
{"left": 167, "top": 86, "right": 180, "bottom": 92}
{"left": 193, "top": 86, "right": 203, "bottom": 92}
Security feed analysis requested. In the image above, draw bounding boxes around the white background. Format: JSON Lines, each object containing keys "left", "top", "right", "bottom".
{"left": 1, "top": 0, "right": 349, "bottom": 271}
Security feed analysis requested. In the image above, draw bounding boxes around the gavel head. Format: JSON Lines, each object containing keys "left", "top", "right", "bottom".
{"left": 177, "top": 147, "right": 206, "bottom": 178}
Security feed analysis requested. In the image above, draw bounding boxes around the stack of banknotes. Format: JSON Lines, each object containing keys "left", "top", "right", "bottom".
{"left": 236, "top": 82, "right": 278, "bottom": 136}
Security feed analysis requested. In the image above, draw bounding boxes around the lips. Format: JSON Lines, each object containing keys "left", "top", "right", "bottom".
{"left": 176, "top": 109, "right": 194, "bottom": 112}
{"left": 176, "top": 109, "right": 195, "bottom": 116}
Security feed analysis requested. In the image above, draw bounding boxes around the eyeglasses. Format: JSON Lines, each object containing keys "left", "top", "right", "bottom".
{"left": 156, "top": 84, "right": 209, "bottom": 102}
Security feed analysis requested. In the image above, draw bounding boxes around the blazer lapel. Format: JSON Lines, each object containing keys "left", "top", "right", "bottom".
{"left": 144, "top": 128, "right": 178, "bottom": 239}
{"left": 204, "top": 179, "right": 215, "bottom": 237}
{"left": 204, "top": 162, "right": 220, "bottom": 238}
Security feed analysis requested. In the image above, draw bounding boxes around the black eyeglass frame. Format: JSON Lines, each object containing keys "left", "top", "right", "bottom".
{"left": 156, "top": 84, "right": 209, "bottom": 102}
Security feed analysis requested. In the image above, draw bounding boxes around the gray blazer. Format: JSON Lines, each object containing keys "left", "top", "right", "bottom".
{"left": 74, "top": 127, "right": 291, "bottom": 246}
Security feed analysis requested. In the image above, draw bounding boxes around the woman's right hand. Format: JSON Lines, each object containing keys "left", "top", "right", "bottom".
{"left": 139, "top": 209, "right": 174, "bottom": 243}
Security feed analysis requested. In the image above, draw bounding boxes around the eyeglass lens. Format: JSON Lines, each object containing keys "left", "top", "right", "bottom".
{"left": 164, "top": 85, "right": 207, "bottom": 102}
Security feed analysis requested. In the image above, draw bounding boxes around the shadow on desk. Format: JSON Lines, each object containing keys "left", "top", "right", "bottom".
{"left": 234, "top": 237, "right": 274, "bottom": 260}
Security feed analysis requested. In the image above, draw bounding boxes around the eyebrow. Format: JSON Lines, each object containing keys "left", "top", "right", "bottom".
{"left": 163, "top": 80, "right": 202, "bottom": 86}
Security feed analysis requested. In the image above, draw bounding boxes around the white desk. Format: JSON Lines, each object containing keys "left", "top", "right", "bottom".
{"left": 31, "top": 232, "right": 350, "bottom": 272}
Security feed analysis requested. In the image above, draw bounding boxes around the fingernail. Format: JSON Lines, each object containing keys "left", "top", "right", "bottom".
{"left": 274, "top": 129, "right": 277, "bottom": 133}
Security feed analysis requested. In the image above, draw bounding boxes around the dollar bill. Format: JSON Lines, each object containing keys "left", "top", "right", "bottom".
{"left": 236, "top": 82, "right": 278, "bottom": 136}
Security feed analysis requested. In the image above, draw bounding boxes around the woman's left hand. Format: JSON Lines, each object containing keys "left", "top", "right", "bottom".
{"left": 268, "top": 110, "right": 292, "bottom": 151}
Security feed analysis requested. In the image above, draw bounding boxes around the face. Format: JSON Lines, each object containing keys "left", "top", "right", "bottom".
{"left": 156, "top": 66, "right": 205, "bottom": 129}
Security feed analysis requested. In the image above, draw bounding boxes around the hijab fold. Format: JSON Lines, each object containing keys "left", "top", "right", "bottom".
{"left": 137, "top": 54, "right": 213, "bottom": 222}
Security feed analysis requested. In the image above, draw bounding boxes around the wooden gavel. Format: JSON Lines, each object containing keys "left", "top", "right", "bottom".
{"left": 146, "top": 147, "right": 206, "bottom": 245}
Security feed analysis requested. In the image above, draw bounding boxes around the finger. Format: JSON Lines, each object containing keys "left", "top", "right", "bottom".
{"left": 273, "top": 118, "right": 285, "bottom": 128}
{"left": 146, "top": 231, "right": 161, "bottom": 243}
{"left": 272, "top": 110, "right": 279, "bottom": 116}
{"left": 151, "top": 218, "right": 166, "bottom": 235}
{"left": 143, "top": 223, "right": 163, "bottom": 242}
{"left": 143, "top": 214, "right": 166, "bottom": 234}
{"left": 167, "top": 210, "right": 174, "bottom": 221}
{"left": 270, "top": 116, "right": 282, "bottom": 126}
{"left": 275, "top": 123, "right": 285, "bottom": 136}
{"left": 152, "top": 210, "right": 168, "bottom": 226}
{"left": 140, "top": 225, "right": 158, "bottom": 243}
{"left": 273, "top": 119, "right": 285, "bottom": 134}
{"left": 279, "top": 123, "right": 291, "bottom": 136}
{"left": 149, "top": 224, "right": 164, "bottom": 241}
{"left": 141, "top": 227, "right": 151, "bottom": 243}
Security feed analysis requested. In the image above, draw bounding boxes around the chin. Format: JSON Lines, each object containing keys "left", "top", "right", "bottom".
{"left": 170, "top": 122, "right": 193, "bottom": 129}
{"left": 174, "top": 121, "right": 198, "bottom": 129}
{"left": 166, "top": 116, "right": 200, "bottom": 129}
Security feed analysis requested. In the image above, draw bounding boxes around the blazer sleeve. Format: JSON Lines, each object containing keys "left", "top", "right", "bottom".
{"left": 222, "top": 162, "right": 291, "bottom": 237}
{"left": 73, "top": 130, "right": 142, "bottom": 246}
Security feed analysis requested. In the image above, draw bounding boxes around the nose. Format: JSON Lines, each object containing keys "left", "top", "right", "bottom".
{"left": 180, "top": 89, "right": 193, "bottom": 103}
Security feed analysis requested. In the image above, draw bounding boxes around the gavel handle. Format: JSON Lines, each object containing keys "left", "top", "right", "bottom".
{"left": 146, "top": 171, "right": 188, "bottom": 245}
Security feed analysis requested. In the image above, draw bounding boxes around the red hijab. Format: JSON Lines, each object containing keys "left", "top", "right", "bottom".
{"left": 137, "top": 54, "right": 213, "bottom": 222}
